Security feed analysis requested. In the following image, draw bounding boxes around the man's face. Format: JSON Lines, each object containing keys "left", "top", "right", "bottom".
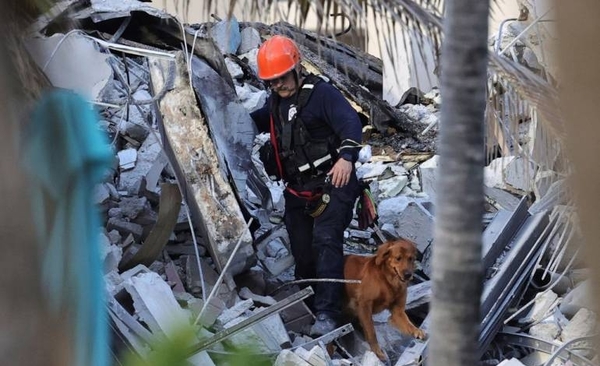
{"left": 267, "top": 70, "right": 297, "bottom": 98}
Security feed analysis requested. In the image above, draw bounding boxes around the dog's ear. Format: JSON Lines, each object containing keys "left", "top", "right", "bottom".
{"left": 375, "top": 242, "right": 392, "bottom": 266}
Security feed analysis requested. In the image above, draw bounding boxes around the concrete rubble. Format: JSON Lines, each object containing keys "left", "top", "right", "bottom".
{"left": 22, "top": 1, "right": 595, "bottom": 365}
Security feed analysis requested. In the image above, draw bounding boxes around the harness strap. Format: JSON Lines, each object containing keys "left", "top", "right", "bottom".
{"left": 269, "top": 114, "right": 284, "bottom": 179}
{"left": 286, "top": 186, "right": 322, "bottom": 201}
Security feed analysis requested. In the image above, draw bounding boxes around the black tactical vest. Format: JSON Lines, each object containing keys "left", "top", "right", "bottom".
{"left": 267, "top": 74, "right": 340, "bottom": 186}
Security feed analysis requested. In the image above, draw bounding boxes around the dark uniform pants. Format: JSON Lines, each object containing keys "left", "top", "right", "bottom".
{"left": 284, "top": 173, "right": 360, "bottom": 319}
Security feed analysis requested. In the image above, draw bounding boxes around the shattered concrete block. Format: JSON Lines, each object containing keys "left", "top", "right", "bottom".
{"left": 99, "top": 232, "right": 123, "bottom": 274}
{"left": 225, "top": 58, "right": 244, "bottom": 79}
{"left": 361, "top": 350, "right": 385, "bottom": 366}
{"left": 263, "top": 255, "right": 295, "bottom": 277}
{"left": 356, "top": 161, "right": 390, "bottom": 181}
{"left": 223, "top": 315, "right": 273, "bottom": 354}
{"left": 211, "top": 17, "right": 241, "bottom": 54}
{"left": 348, "top": 229, "right": 373, "bottom": 240}
{"left": 394, "top": 201, "right": 434, "bottom": 254}
{"left": 484, "top": 156, "right": 537, "bottom": 193}
{"left": 518, "top": 290, "right": 558, "bottom": 325}
{"left": 561, "top": 308, "right": 597, "bottom": 357}
{"left": 185, "top": 295, "right": 226, "bottom": 328}
{"left": 274, "top": 350, "right": 312, "bottom": 366}
{"left": 295, "top": 345, "right": 329, "bottom": 366}
{"left": 239, "top": 287, "right": 276, "bottom": 306}
{"left": 120, "top": 104, "right": 150, "bottom": 142}
{"left": 265, "top": 237, "right": 289, "bottom": 258}
{"left": 107, "top": 217, "right": 144, "bottom": 241}
{"left": 120, "top": 264, "right": 152, "bottom": 281}
{"left": 559, "top": 280, "right": 593, "bottom": 319}
{"left": 519, "top": 351, "right": 552, "bottom": 366}
{"left": 497, "top": 358, "right": 527, "bottom": 366}
{"left": 239, "top": 48, "right": 259, "bottom": 75}
{"left": 529, "top": 321, "right": 561, "bottom": 342}
{"left": 107, "top": 229, "right": 122, "bottom": 246}
{"left": 399, "top": 104, "right": 438, "bottom": 126}
{"left": 419, "top": 155, "right": 438, "bottom": 201}
{"left": 377, "top": 196, "right": 412, "bottom": 226}
{"left": 187, "top": 350, "right": 216, "bottom": 366}
{"left": 119, "top": 196, "right": 148, "bottom": 220}
{"left": 529, "top": 179, "right": 567, "bottom": 215}
{"left": 235, "top": 84, "right": 267, "bottom": 113}
{"left": 104, "top": 270, "right": 124, "bottom": 295}
{"left": 380, "top": 223, "right": 397, "bottom": 239}
{"left": 118, "top": 148, "right": 138, "bottom": 170}
{"left": 185, "top": 256, "right": 236, "bottom": 305}
{"left": 118, "top": 132, "right": 164, "bottom": 195}
{"left": 26, "top": 33, "right": 112, "bottom": 100}
{"left": 123, "top": 271, "right": 189, "bottom": 339}
{"left": 485, "top": 186, "right": 522, "bottom": 211}
{"left": 252, "top": 310, "right": 291, "bottom": 350}
{"left": 216, "top": 298, "right": 254, "bottom": 327}
{"left": 378, "top": 175, "right": 409, "bottom": 199}
{"left": 94, "top": 183, "right": 111, "bottom": 205}
{"left": 238, "top": 27, "right": 261, "bottom": 54}
{"left": 533, "top": 170, "right": 560, "bottom": 200}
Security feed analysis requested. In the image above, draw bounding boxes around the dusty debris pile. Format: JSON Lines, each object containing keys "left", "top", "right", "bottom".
{"left": 20, "top": 0, "right": 596, "bottom": 365}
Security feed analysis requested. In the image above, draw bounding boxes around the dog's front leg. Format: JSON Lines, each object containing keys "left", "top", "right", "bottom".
{"left": 357, "top": 303, "right": 386, "bottom": 360}
{"left": 389, "top": 304, "right": 426, "bottom": 340}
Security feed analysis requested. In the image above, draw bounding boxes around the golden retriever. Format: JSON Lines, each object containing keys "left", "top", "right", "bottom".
{"left": 344, "top": 239, "right": 426, "bottom": 360}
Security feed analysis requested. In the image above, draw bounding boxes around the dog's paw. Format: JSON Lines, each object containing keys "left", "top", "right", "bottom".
{"left": 371, "top": 345, "right": 388, "bottom": 362}
{"left": 412, "top": 328, "right": 427, "bottom": 340}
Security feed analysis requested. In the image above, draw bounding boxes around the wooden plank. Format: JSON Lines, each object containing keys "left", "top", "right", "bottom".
{"left": 119, "top": 183, "right": 182, "bottom": 271}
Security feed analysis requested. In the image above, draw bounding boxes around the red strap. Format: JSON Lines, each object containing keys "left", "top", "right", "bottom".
{"left": 286, "top": 186, "right": 322, "bottom": 201}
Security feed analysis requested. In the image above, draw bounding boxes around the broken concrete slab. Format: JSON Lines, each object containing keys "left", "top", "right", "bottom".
{"left": 118, "top": 132, "right": 165, "bottom": 195}
{"left": 184, "top": 255, "right": 236, "bottom": 306}
{"left": 215, "top": 299, "right": 254, "bottom": 328}
{"left": 26, "top": 32, "right": 112, "bottom": 100}
{"left": 497, "top": 358, "right": 527, "bottom": 366}
{"left": 190, "top": 55, "right": 260, "bottom": 202}
{"left": 518, "top": 290, "right": 558, "bottom": 325}
{"left": 394, "top": 201, "right": 434, "bottom": 254}
{"left": 377, "top": 175, "right": 410, "bottom": 199}
{"left": 418, "top": 155, "right": 438, "bottom": 201}
{"left": 251, "top": 309, "right": 292, "bottom": 350}
{"left": 484, "top": 156, "right": 537, "bottom": 194}
{"left": 485, "top": 186, "right": 523, "bottom": 211}
{"left": 123, "top": 271, "right": 190, "bottom": 340}
{"left": 211, "top": 17, "right": 242, "bottom": 55}
{"left": 274, "top": 350, "right": 312, "bottom": 366}
{"left": 559, "top": 280, "right": 594, "bottom": 319}
{"left": 239, "top": 27, "right": 261, "bottom": 54}
{"left": 187, "top": 350, "right": 216, "bottom": 366}
{"left": 528, "top": 320, "right": 561, "bottom": 342}
{"left": 239, "top": 287, "right": 277, "bottom": 306}
{"left": 148, "top": 52, "right": 254, "bottom": 276}
{"left": 560, "top": 308, "right": 597, "bottom": 358}
{"left": 377, "top": 196, "right": 412, "bottom": 227}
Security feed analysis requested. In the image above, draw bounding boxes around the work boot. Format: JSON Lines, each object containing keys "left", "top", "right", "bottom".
{"left": 310, "top": 313, "right": 337, "bottom": 337}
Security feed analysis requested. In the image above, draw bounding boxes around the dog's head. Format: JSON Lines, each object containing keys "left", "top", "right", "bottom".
{"left": 375, "top": 239, "right": 418, "bottom": 283}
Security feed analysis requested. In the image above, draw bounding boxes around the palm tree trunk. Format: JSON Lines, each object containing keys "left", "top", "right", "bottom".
{"left": 0, "top": 3, "right": 70, "bottom": 366}
{"left": 429, "top": 0, "right": 489, "bottom": 365}
{"left": 557, "top": 0, "right": 600, "bottom": 355}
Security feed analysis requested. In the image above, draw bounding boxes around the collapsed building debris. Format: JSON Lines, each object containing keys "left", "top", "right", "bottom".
{"left": 20, "top": 0, "right": 595, "bottom": 365}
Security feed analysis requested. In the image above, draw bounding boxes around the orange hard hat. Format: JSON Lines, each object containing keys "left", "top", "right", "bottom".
{"left": 256, "top": 35, "right": 301, "bottom": 80}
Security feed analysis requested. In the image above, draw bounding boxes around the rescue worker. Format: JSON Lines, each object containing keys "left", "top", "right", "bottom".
{"left": 250, "top": 35, "right": 362, "bottom": 336}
